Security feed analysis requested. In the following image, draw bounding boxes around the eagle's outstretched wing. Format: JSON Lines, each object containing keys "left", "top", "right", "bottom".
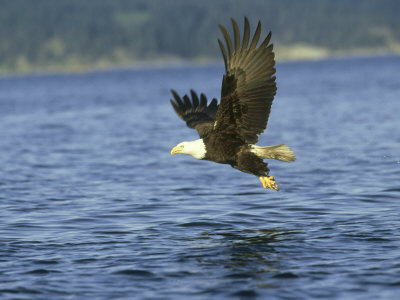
{"left": 214, "top": 17, "right": 277, "bottom": 144}
{"left": 170, "top": 89, "right": 218, "bottom": 138}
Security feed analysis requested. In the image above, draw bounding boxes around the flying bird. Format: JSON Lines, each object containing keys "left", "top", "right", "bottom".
{"left": 170, "top": 17, "right": 295, "bottom": 190}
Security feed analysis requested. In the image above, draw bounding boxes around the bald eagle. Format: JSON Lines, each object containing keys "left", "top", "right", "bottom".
{"left": 170, "top": 18, "right": 295, "bottom": 190}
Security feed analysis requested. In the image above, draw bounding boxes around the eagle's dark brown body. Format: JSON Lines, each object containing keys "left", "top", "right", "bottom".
{"left": 203, "top": 130, "right": 269, "bottom": 177}
{"left": 170, "top": 18, "right": 295, "bottom": 189}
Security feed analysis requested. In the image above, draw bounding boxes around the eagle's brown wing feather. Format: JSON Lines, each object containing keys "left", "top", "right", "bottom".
{"left": 214, "top": 17, "right": 277, "bottom": 144}
{"left": 170, "top": 89, "right": 218, "bottom": 138}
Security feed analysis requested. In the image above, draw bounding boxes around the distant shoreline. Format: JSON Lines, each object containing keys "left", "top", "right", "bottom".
{"left": 0, "top": 49, "right": 399, "bottom": 78}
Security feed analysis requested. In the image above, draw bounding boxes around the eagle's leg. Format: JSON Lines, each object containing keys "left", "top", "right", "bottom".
{"left": 234, "top": 150, "right": 279, "bottom": 190}
{"left": 259, "top": 176, "right": 279, "bottom": 191}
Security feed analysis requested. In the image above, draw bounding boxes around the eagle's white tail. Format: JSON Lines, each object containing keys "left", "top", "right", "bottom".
{"left": 251, "top": 144, "right": 296, "bottom": 162}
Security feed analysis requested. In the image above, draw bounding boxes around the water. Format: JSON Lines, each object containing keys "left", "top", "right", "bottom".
{"left": 0, "top": 56, "right": 399, "bottom": 299}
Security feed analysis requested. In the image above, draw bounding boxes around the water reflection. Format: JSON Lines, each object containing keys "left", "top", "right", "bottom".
{"left": 191, "top": 228, "right": 290, "bottom": 277}
{"left": 177, "top": 228, "right": 298, "bottom": 296}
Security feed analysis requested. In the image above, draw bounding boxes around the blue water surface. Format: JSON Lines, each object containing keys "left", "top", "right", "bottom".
{"left": 0, "top": 55, "right": 399, "bottom": 299}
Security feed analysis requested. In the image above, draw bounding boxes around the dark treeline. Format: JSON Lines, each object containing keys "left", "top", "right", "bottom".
{"left": 0, "top": 0, "right": 399, "bottom": 73}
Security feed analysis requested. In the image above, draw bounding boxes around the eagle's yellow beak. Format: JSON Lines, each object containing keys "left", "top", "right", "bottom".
{"left": 170, "top": 146, "right": 180, "bottom": 155}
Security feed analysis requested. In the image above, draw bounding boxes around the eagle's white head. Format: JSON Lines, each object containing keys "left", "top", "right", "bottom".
{"left": 170, "top": 139, "right": 206, "bottom": 160}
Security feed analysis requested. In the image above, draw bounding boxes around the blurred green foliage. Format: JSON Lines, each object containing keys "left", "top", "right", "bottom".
{"left": 0, "top": 0, "right": 399, "bottom": 73}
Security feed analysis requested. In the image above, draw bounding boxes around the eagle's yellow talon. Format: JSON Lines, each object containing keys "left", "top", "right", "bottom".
{"left": 259, "top": 176, "right": 279, "bottom": 191}
{"left": 266, "top": 180, "right": 272, "bottom": 189}
{"left": 259, "top": 177, "right": 267, "bottom": 189}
